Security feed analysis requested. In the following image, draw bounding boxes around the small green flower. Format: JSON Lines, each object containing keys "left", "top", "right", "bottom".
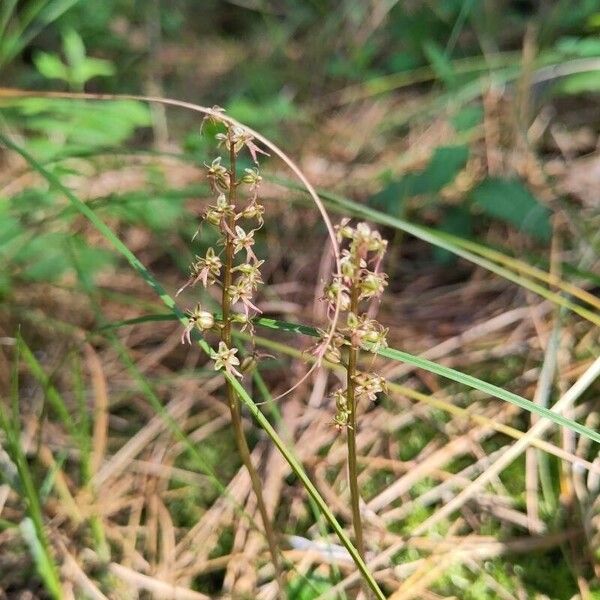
{"left": 241, "top": 167, "right": 262, "bottom": 187}
{"left": 211, "top": 341, "right": 243, "bottom": 379}
{"left": 359, "top": 271, "right": 387, "bottom": 300}
{"left": 332, "top": 388, "right": 351, "bottom": 430}
{"left": 351, "top": 222, "right": 387, "bottom": 256}
{"left": 205, "top": 193, "right": 235, "bottom": 225}
{"left": 206, "top": 157, "right": 230, "bottom": 192}
{"left": 232, "top": 260, "right": 264, "bottom": 289}
{"left": 228, "top": 279, "right": 262, "bottom": 316}
{"left": 177, "top": 247, "right": 223, "bottom": 295}
{"left": 322, "top": 278, "right": 351, "bottom": 315}
{"left": 231, "top": 312, "right": 255, "bottom": 334}
{"left": 353, "top": 372, "right": 387, "bottom": 402}
{"left": 181, "top": 304, "right": 215, "bottom": 344}
{"left": 339, "top": 249, "right": 365, "bottom": 281}
{"left": 238, "top": 199, "right": 265, "bottom": 225}
{"left": 232, "top": 225, "right": 257, "bottom": 260}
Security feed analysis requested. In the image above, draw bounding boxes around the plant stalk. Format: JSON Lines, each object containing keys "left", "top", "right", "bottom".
{"left": 221, "top": 144, "right": 284, "bottom": 595}
{"left": 346, "top": 284, "right": 365, "bottom": 559}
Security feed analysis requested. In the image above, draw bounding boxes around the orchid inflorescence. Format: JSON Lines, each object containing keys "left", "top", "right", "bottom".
{"left": 313, "top": 220, "right": 389, "bottom": 429}
{"left": 179, "top": 117, "right": 267, "bottom": 380}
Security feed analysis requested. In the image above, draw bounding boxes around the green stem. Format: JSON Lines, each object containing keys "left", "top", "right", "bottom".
{"left": 221, "top": 142, "right": 285, "bottom": 595}
{"left": 346, "top": 285, "right": 365, "bottom": 559}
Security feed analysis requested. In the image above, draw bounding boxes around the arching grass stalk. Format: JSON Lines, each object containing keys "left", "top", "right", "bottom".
{"left": 179, "top": 120, "right": 284, "bottom": 594}
{"left": 312, "top": 222, "right": 389, "bottom": 561}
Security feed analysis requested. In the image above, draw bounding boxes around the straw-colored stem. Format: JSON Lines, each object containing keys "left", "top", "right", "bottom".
{"left": 221, "top": 144, "right": 284, "bottom": 595}
{"left": 346, "top": 285, "right": 365, "bottom": 559}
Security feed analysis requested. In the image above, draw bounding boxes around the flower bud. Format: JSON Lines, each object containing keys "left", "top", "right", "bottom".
{"left": 359, "top": 271, "right": 387, "bottom": 299}
{"left": 241, "top": 167, "right": 262, "bottom": 186}
{"left": 195, "top": 311, "right": 215, "bottom": 331}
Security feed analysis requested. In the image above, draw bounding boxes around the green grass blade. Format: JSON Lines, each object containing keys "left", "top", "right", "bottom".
{"left": 19, "top": 339, "right": 77, "bottom": 438}
{"left": 0, "top": 133, "right": 384, "bottom": 596}
{"left": 254, "top": 319, "right": 600, "bottom": 444}
{"left": 19, "top": 518, "right": 63, "bottom": 599}
{"left": 99, "top": 312, "right": 600, "bottom": 445}
{"left": 0, "top": 340, "right": 63, "bottom": 598}
{"left": 374, "top": 345, "right": 600, "bottom": 444}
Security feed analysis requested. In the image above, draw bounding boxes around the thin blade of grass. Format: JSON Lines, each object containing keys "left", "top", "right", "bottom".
{"left": 100, "top": 312, "right": 600, "bottom": 445}
{"left": 0, "top": 338, "right": 63, "bottom": 598}
{"left": 256, "top": 319, "right": 600, "bottom": 444}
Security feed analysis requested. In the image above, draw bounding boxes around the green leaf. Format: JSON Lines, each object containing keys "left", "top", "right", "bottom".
{"left": 13, "top": 232, "right": 71, "bottom": 281}
{"left": 8, "top": 99, "right": 151, "bottom": 159}
{"left": 62, "top": 28, "right": 86, "bottom": 70}
{"left": 556, "top": 36, "right": 600, "bottom": 57}
{"left": 451, "top": 105, "right": 483, "bottom": 132}
{"left": 68, "top": 236, "right": 116, "bottom": 278}
{"left": 423, "top": 39, "right": 456, "bottom": 88}
{"left": 432, "top": 206, "right": 472, "bottom": 264}
{"left": 369, "top": 180, "right": 407, "bottom": 215}
{"left": 33, "top": 51, "right": 69, "bottom": 82}
{"left": 552, "top": 71, "right": 600, "bottom": 95}
{"left": 0, "top": 215, "right": 23, "bottom": 251}
{"left": 471, "top": 178, "right": 552, "bottom": 242}
{"left": 421, "top": 144, "right": 469, "bottom": 192}
{"left": 289, "top": 572, "right": 334, "bottom": 599}
{"left": 370, "top": 145, "right": 469, "bottom": 210}
{"left": 77, "top": 57, "right": 115, "bottom": 83}
{"left": 107, "top": 196, "right": 186, "bottom": 231}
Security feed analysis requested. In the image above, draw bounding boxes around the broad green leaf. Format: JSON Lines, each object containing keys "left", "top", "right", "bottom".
{"left": 471, "top": 178, "right": 552, "bottom": 242}
{"left": 556, "top": 36, "right": 600, "bottom": 57}
{"left": 13, "top": 232, "right": 71, "bottom": 281}
{"left": 78, "top": 57, "right": 115, "bottom": 83}
{"left": 68, "top": 236, "right": 116, "bottom": 278}
{"left": 33, "top": 52, "right": 69, "bottom": 81}
{"left": 289, "top": 572, "right": 334, "bottom": 599}
{"left": 62, "top": 28, "right": 86, "bottom": 70}
{"left": 370, "top": 144, "right": 469, "bottom": 210}
{"left": 421, "top": 144, "right": 469, "bottom": 192}
{"left": 432, "top": 206, "right": 472, "bottom": 264}
{"left": 11, "top": 232, "right": 113, "bottom": 282}
{"left": 6, "top": 99, "right": 151, "bottom": 159}
{"left": 0, "top": 215, "right": 23, "bottom": 251}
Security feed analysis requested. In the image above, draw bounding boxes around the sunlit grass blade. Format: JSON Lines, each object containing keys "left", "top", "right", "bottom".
{"left": 19, "top": 339, "right": 76, "bottom": 437}
{"left": 0, "top": 0, "right": 84, "bottom": 69}
{"left": 0, "top": 338, "right": 63, "bottom": 599}
{"left": 433, "top": 229, "right": 600, "bottom": 312}
{"left": 1, "top": 133, "right": 385, "bottom": 598}
{"left": 100, "top": 312, "right": 600, "bottom": 445}
{"left": 254, "top": 318, "right": 600, "bottom": 444}
{"left": 19, "top": 518, "right": 62, "bottom": 599}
